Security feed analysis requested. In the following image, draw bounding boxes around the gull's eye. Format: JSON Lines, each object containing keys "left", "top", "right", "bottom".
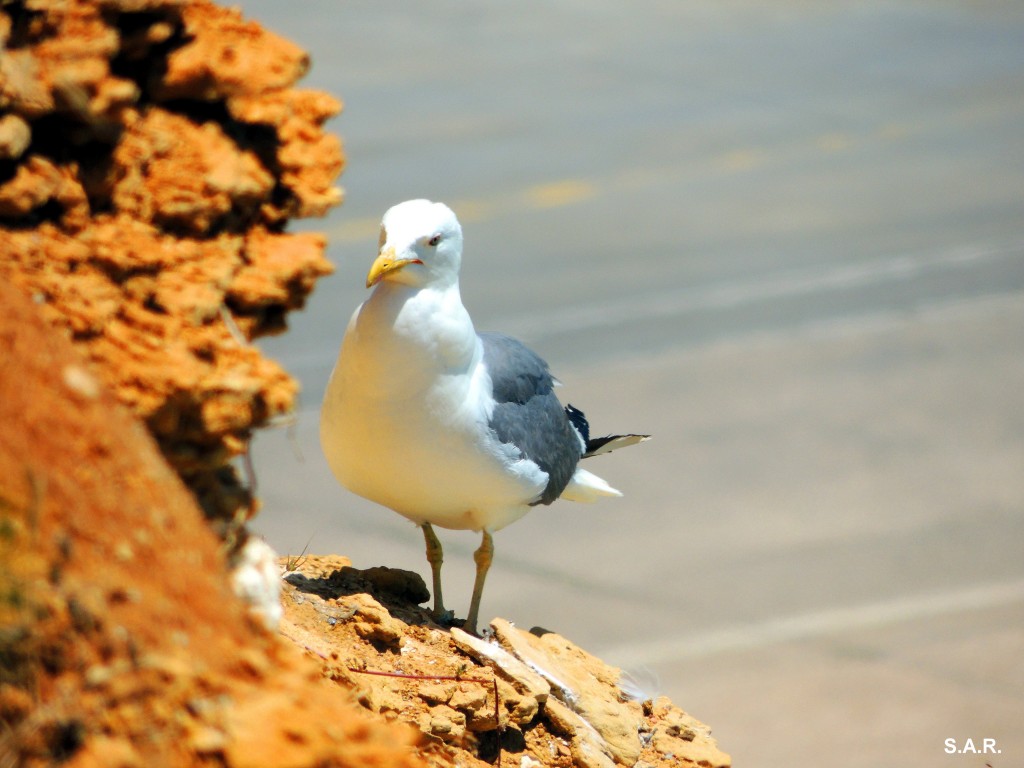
{"left": 427, "top": 234, "right": 442, "bottom": 247}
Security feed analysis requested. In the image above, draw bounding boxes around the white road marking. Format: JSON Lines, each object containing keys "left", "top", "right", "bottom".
{"left": 494, "top": 239, "right": 1024, "bottom": 340}
{"left": 602, "top": 578, "right": 1024, "bottom": 667}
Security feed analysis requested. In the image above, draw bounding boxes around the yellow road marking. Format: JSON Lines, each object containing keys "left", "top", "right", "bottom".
{"left": 524, "top": 179, "right": 597, "bottom": 209}
{"left": 816, "top": 132, "right": 853, "bottom": 152}
{"left": 716, "top": 148, "right": 767, "bottom": 172}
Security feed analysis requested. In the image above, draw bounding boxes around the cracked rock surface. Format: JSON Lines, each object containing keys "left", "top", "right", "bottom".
{"left": 279, "top": 555, "right": 731, "bottom": 768}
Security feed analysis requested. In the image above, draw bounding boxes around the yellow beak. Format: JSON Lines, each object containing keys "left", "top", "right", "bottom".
{"left": 366, "top": 247, "right": 422, "bottom": 288}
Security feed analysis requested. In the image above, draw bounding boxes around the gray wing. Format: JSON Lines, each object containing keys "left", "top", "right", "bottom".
{"left": 479, "top": 332, "right": 582, "bottom": 505}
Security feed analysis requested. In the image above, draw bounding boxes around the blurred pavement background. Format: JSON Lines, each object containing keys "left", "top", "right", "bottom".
{"left": 235, "top": 2, "right": 1024, "bottom": 765}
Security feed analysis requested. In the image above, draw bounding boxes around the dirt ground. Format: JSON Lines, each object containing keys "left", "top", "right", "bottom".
{"left": 277, "top": 554, "right": 731, "bottom": 768}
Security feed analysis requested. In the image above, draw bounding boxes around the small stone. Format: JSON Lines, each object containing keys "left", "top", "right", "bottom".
{"left": 0, "top": 114, "right": 31, "bottom": 160}
{"left": 84, "top": 659, "right": 134, "bottom": 689}
{"left": 359, "top": 565, "right": 430, "bottom": 604}
{"left": 62, "top": 364, "right": 102, "bottom": 400}
{"left": 346, "top": 593, "right": 405, "bottom": 647}
{"left": 189, "top": 725, "right": 228, "bottom": 753}
{"left": 509, "top": 693, "right": 539, "bottom": 724}
{"left": 70, "top": 735, "right": 143, "bottom": 768}
{"left": 418, "top": 682, "right": 455, "bottom": 705}
{"left": 428, "top": 705, "right": 466, "bottom": 743}
{"left": 114, "top": 541, "right": 135, "bottom": 562}
{"left": 138, "top": 651, "right": 192, "bottom": 681}
{"left": 449, "top": 684, "right": 488, "bottom": 712}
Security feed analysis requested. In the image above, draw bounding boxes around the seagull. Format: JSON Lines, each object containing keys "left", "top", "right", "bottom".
{"left": 320, "top": 199, "right": 648, "bottom": 634}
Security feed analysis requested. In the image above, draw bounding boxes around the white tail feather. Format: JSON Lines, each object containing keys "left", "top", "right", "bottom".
{"left": 559, "top": 467, "right": 623, "bottom": 503}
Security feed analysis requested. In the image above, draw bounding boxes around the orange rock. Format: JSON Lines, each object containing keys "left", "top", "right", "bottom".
{"left": 0, "top": 0, "right": 341, "bottom": 530}
{"left": 161, "top": 1, "right": 310, "bottom": 100}
{"left": 233, "top": 228, "right": 333, "bottom": 310}
{"left": 111, "top": 109, "right": 275, "bottom": 233}
{"left": 229, "top": 88, "right": 345, "bottom": 218}
{"left": 0, "top": 113, "right": 31, "bottom": 158}
{"left": 0, "top": 155, "right": 89, "bottom": 226}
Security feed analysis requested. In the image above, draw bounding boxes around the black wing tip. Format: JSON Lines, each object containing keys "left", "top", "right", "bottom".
{"left": 583, "top": 433, "right": 651, "bottom": 458}
{"left": 564, "top": 403, "right": 590, "bottom": 443}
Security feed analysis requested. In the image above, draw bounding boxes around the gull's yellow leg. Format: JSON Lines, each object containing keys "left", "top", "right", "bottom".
{"left": 421, "top": 523, "right": 446, "bottom": 618}
{"left": 464, "top": 530, "right": 494, "bottom": 635}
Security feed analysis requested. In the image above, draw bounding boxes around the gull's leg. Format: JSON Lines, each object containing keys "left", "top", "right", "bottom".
{"left": 464, "top": 530, "right": 494, "bottom": 635}
{"left": 421, "top": 523, "right": 447, "bottom": 619}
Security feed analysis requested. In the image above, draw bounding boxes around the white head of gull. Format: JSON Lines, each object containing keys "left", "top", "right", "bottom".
{"left": 320, "top": 199, "right": 648, "bottom": 634}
